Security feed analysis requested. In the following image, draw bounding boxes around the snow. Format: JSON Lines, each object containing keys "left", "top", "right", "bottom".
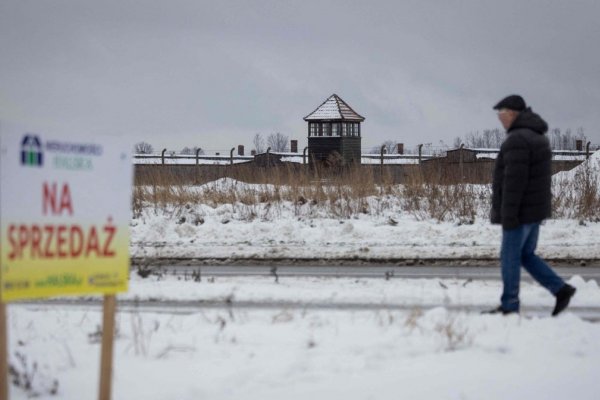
{"left": 7, "top": 274, "right": 600, "bottom": 399}
{"left": 553, "top": 150, "right": 600, "bottom": 185}
{"left": 303, "top": 94, "right": 364, "bottom": 121}
{"left": 360, "top": 155, "right": 423, "bottom": 164}
{"left": 122, "top": 273, "right": 600, "bottom": 309}
{"left": 7, "top": 161, "right": 600, "bottom": 398}
{"left": 131, "top": 177, "right": 600, "bottom": 260}
{"left": 134, "top": 155, "right": 253, "bottom": 165}
{"left": 466, "top": 148, "right": 500, "bottom": 152}
{"left": 476, "top": 152, "right": 498, "bottom": 159}
{"left": 135, "top": 155, "right": 427, "bottom": 165}
{"left": 280, "top": 155, "right": 304, "bottom": 163}
{"left": 132, "top": 151, "right": 591, "bottom": 165}
{"left": 476, "top": 152, "right": 586, "bottom": 161}
{"left": 552, "top": 155, "right": 587, "bottom": 161}
{"left": 132, "top": 214, "right": 600, "bottom": 260}
{"left": 304, "top": 95, "right": 343, "bottom": 119}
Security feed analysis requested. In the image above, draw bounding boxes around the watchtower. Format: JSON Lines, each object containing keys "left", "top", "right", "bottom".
{"left": 304, "top": 94, "right": 364, "bottom": 165}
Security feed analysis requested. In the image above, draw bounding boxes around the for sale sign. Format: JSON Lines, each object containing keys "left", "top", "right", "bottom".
{"left": 0, "top": 123, "right": 132, "bottom": 301}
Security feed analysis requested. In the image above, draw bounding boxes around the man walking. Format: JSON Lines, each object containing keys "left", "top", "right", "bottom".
{"left": 487, "top": 94, "right": 576, "bottom": 316}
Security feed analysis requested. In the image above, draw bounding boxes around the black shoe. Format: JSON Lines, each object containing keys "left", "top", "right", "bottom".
{"left": 482, "top": 305, "right": 518, "bottom": 315}
{"left": 552, "top": 284, "right": 576, "bottom": 316}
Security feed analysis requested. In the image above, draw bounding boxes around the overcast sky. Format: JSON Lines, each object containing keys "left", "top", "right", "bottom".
{"left": 1, "top": 0, "right": 599, "bottom": 153}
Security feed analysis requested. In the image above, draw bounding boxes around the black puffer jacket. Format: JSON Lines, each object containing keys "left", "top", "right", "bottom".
{"left": 491, "top": 108, "right": 552, "bottom": 229}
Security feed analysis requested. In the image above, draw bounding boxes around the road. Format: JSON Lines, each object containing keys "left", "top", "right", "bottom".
{"left": 138, "top": 264, "right": 600, "bottom": 281}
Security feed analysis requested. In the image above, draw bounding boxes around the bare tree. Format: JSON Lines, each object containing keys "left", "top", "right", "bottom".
{"left": 456, "top": 126, "right": 591, "bottom": 150}
{"left": 179, "top": 146, "right": 205, "bottom": 155}
{"left": 454, "top": 128, "right": 503, "bottom": 149}
{"left": 548, "top": 128, "right": 588, "bottom": 150}
{"left": 563, "top": 128, "right": 573, "bottom": 150}
{"left": 267, "top": 132, "right": 289, "bottom": 152}
{"left": 550, "top": 128, "right": 561, "bottom": 149}
{"left": 134, "top": 141, "right": 154, "bottom": 154}
{"left": 253, "top": 133, "right": 265, "bottom": 153}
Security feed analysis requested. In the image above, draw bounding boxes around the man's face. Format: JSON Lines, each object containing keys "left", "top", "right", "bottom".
{"left": 497, "top": 108, "right": 519, "bottom": 130}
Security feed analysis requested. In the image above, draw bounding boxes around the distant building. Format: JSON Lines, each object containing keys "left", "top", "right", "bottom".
{"left": 304, "top": 94, "right": 364, "bottom": 165}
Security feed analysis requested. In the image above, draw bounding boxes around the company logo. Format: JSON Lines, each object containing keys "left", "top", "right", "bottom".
{"left": 21, "top": 135, "right": 43, "bottom": 167}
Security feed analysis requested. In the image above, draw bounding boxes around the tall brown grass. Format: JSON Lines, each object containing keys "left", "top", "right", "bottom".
{"left": 552, "top": 162, "right": 600, "bottom": 222}
{"left": 133, "top": 163, "right": 599, "bottom": 223}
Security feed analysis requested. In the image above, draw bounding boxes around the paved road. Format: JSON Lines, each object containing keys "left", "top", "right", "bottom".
{"left": 139, "top": 265, "right": 600, "bottom": 282}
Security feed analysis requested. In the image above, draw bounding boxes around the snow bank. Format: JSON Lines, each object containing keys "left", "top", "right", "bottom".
{"left": 131, "top": 203, "right": 600, "bottom": 260}
{"left": 554, "top": 150, "right": 600, "bottom": 184}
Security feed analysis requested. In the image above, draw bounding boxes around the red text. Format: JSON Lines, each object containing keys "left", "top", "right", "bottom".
{"left": 7, "top": 218, "right": 117, "bottom": 260}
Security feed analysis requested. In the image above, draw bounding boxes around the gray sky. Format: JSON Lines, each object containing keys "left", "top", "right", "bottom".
{"left": 1, "top": 0, "right": 599, "bottom": 153}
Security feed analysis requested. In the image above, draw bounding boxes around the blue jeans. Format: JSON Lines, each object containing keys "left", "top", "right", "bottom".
{"left": 500, "top": 223, "right": 565, "bottom": 311}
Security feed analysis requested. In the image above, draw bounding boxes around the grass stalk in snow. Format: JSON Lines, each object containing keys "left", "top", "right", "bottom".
{"left": 132, "top": 163, "right": 599, "bottom": 223}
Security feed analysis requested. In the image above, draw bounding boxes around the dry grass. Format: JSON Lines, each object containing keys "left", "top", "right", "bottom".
{"left": 134, "top": 164, "right": 382, "bottom": 220}
{"left": 132, "top": 163, "right": 599, "bottom": 223}
{"left": 552, "top": 162, "right": 600, "bottom": 222}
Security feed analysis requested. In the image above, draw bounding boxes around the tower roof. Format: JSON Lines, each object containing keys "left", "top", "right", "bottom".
{"left": 303, "top": 94, "right": 365, "bottom": 122}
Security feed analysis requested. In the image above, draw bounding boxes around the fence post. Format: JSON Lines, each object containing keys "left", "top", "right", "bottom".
{"left": 459, "top": 143, "right": 465, "bottom": 181}
{"left": 161, "top": 148, "right": 166, "bottom": 165}
{"left": 418, "top": 144, "right": 423, "bottom": 164}
{"left": 380, "top": 145, "right": 386, "bottom": 182}
{"left": 586, "top": 141, "right": 591, "bottom": 160}
{"left": 303, "top": 147, "right": 308, "bottom": 165}
{"left": 195, "top": 148, "right": 202, "bottom": 165}
{"left": 230, "top": 147, "right": 235, "bottom": 165}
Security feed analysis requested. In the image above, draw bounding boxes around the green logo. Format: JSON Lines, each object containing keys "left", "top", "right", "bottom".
{"left": 21, "top": 135, "right": 43, "bottom": 167}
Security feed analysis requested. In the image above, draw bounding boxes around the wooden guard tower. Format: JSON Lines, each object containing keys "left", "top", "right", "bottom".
{"left": 304, "top": 94, "right": 364, "bottom": 165}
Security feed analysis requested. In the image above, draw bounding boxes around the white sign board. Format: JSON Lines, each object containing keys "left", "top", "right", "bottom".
{"left": 0, "top": 123, "right": 133, "bottom": 301}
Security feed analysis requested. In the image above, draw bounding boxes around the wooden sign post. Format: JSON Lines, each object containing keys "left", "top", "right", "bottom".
{"left": 0, "top": 125, "right": 132, "bottom": 399}
{"left": 1, "top": 302, "right": 8, "bottom": 400}
{"left": 99, "top": 295, "right": 117, "bottom": 400}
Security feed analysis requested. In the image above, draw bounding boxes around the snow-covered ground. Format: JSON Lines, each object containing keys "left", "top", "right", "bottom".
{"left": 131, "top": 151, "right": 600, "bottom": 261}
{"left": 7, "top": 274, "right": 600, "bottom": 399}
{"left": 7, "top": 153, "right": 600, "bottom": 399}
{"left": 132, "top": 211, "right": 600, "bottom": 260}
{"left": 554, "top": 148, "right": 600, "bottom": 185}
{"left": 120, "top": 273, "right": 600, "bottom": 308}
